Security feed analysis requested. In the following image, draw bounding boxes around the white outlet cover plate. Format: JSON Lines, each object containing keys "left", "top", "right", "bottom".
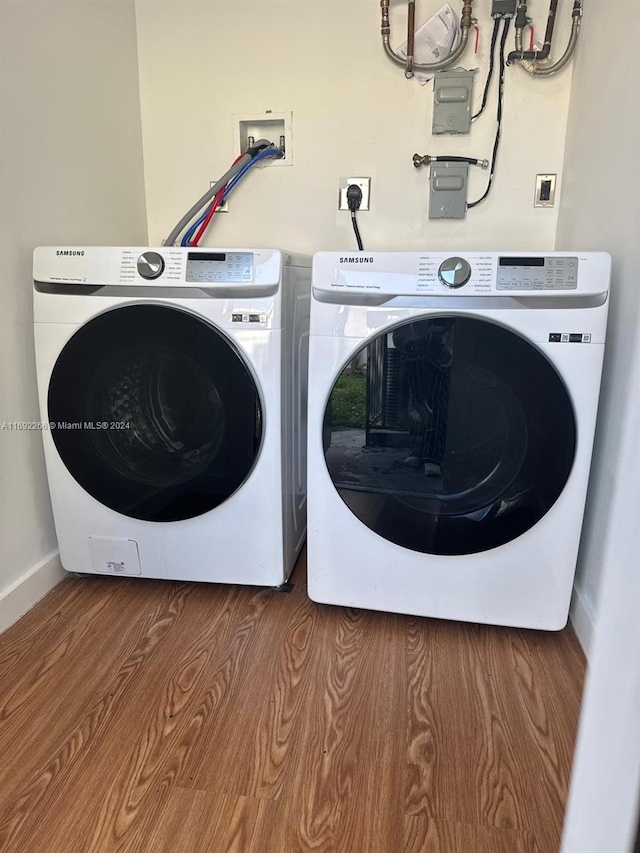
{"left": 339, "top": 177, "right": 371, "bottom": 211}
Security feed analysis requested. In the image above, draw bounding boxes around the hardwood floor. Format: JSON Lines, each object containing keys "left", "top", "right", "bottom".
{"left": 0, "top": 552, "right": 585, "bottom": 853}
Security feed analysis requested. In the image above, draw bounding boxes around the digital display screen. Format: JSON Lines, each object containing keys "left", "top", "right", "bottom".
{"left": 187, "top": 252, "right": 226, "bottom": 262}
{"left": 499, "top": 257, "right": 545, "bottom": 267}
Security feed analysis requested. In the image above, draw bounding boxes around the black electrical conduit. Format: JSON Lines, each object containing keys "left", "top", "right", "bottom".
{"left": 468, "top": 16, "right": 511, "bottom": 209}
{"left": 472, "top": 17, "right": 500, "bottom": 122}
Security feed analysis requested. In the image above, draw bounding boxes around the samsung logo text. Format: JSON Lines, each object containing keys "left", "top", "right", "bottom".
{"left": 56, "top": 250, "right": 85, "bottom": 256}
{"left": 339, "top": 257, "right": 374, "bottom": 264}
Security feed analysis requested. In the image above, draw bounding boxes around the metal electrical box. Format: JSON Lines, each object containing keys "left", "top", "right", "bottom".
{"left": 429, "top": 162, "right": 468, "bottom": 219}
{"left": 491, "top": 0, "right": 517, "bottom": 17}
{"left": 432, "top": 69, "right": 476, "bottom": 135}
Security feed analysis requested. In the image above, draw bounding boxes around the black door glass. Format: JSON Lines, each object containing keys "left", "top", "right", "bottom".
{"left": 324, "top": 316, "right": 576, "bottom": 555}
{"left": 48, "top": 304, "right": 262, "bottom": 522}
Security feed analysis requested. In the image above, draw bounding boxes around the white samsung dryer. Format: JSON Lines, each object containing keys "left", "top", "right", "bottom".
{"left": 34, "top": 246, "right": 310, "bottom": 586}
{"left": 307, "top": 251, "right": 611, "bottom": 630}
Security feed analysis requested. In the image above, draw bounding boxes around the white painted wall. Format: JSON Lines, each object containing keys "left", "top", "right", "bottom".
{"left": 0, "top": 0, "right": 147, "bottom": 631}
{"left": 561, "top": 341, "right": 640, "bottom": 853}
{"left": 556, "top": 4, "right": 640, "bottom": 848}
{"left": 555, "top": 0, "right": 640, "bottom": 656}
{"left": 135, "top": 0, "right": 574, "bottom": 253}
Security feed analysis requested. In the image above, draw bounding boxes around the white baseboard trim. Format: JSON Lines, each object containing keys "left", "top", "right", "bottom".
{"left": 569, "top": 584, "right": 597, "bottom": 661}
{"left": 0, "top": 551, "right": 65, "bottom": 635}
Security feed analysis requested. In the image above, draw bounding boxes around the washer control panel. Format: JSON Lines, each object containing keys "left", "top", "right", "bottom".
{"left": 185, "top": 251, "right": 253, "bottom": 283}
{"left": 497, "top": 256, "right": 579, "bottom": 290}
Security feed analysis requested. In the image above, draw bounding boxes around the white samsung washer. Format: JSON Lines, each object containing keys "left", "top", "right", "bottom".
{"left": 34, "top": 246, "right": 310, "bottom": 586}
{"left": 307, "top": 251, "right": 610, "bottom": 630}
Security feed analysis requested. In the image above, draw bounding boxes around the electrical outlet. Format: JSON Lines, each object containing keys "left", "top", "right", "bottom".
{"left": 339, "top": 177, "right": 371, "bottom": 211}
{"left": 209, "top": 182, "right": 229, "bottom": 212}
{"left": 534, "top": 173, "right": 557, "bottom": 207}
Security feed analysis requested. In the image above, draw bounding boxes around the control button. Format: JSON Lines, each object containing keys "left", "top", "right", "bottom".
{"left": 438, "top": 257, "right": 472, "bottom": 288}
{"left": 569, "top": 333, "right": 583, "bottom": 342}
{"left": 136, "top": 251, "right": 165, "bottom": 280}
{"left": 549, "top": 333, "right": 561, "bottom": 342}
{"left": 232, "top": 314, "right": 243, "bottom": 322}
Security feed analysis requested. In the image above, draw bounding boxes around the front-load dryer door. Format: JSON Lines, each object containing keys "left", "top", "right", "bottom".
{"left": 48, "top": 304, "right": 262, "bottom": 522}
{"left": 324, "top": 316, "right": 576, "bottom": 555}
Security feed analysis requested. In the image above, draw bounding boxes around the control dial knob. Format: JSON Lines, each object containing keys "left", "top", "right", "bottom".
{"left": 136, "top": 251, "right": 165, "bottom": 280}
{"left": 438, "top": 256, "right": 471, "bottom": 289}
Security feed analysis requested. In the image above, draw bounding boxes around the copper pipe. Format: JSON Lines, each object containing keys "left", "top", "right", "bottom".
{"left": 508, "top": 0, "right": 558, "bottom": 63}
{"left": 541, "top": 0, "right": 559, "bottom": 52}
{"left": 405, "top": 0, "right": 416, "bottom": 79}
{"left": 521, "top": 2, "right": 582, "bottom": 76}
{"left": 380, "top": 0, "right": 474, "bottom": 76}
{"left": 515, "top": 0, "right": 583, "bottom": 76}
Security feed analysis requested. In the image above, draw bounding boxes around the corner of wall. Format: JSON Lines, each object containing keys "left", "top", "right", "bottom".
{"left": 0, "top": 551, "right": 65, "bottom": 634}
{"left": 556, "top": 1, "right": 640, "bottom": 665}
{"left": 569, "top": 584, "right": 596, "bottom": 658}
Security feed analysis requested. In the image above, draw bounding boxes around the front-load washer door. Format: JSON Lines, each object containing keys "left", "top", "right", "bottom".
{"left": 48, "top": 304, "right": 262, "bottom": 522}
{"left": 324, "top": 316, "right": 576, "bottom": 556}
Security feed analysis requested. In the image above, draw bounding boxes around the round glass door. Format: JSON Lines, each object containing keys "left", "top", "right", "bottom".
{"left": 323, "top": 316, "right": 575, "bottom": 555}
{"left": 48, "top": 304, "right": 263, "bottom": 522}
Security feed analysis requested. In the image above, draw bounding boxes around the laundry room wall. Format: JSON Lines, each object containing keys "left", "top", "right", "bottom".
{"left": 556, "top": 1, "right": 640, "bottom": 657}
{"left": 134, "top": 0, "right": 575, "bottom": 253}
{"left": 0, "top": 0, "right": 148, "bottom": 631}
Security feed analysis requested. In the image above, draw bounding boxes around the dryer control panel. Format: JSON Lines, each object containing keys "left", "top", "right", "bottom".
{"left": 496, "top": 256, "right": 578, "bottom": 290}
{"left": 311, "top": 252, "right": 611, "bottom": 299}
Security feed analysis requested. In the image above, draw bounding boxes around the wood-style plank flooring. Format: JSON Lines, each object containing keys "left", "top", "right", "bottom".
{"left": 0, "top": 552, "right": 585, "bottom": 853}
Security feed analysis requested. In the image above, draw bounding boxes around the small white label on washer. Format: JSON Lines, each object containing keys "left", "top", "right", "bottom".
{"left": 88, "top": 536, "right": 142, "bottom": 575}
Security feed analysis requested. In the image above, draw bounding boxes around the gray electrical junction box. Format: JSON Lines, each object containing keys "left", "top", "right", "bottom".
{"left": 491, "top": 0, "right": 517, "bottom": 17}
{"left": 429, "top": 162, "right": 469, "bottom": 219}
{"left": 432, "top": 69, "right": 476, "bottom": 135}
